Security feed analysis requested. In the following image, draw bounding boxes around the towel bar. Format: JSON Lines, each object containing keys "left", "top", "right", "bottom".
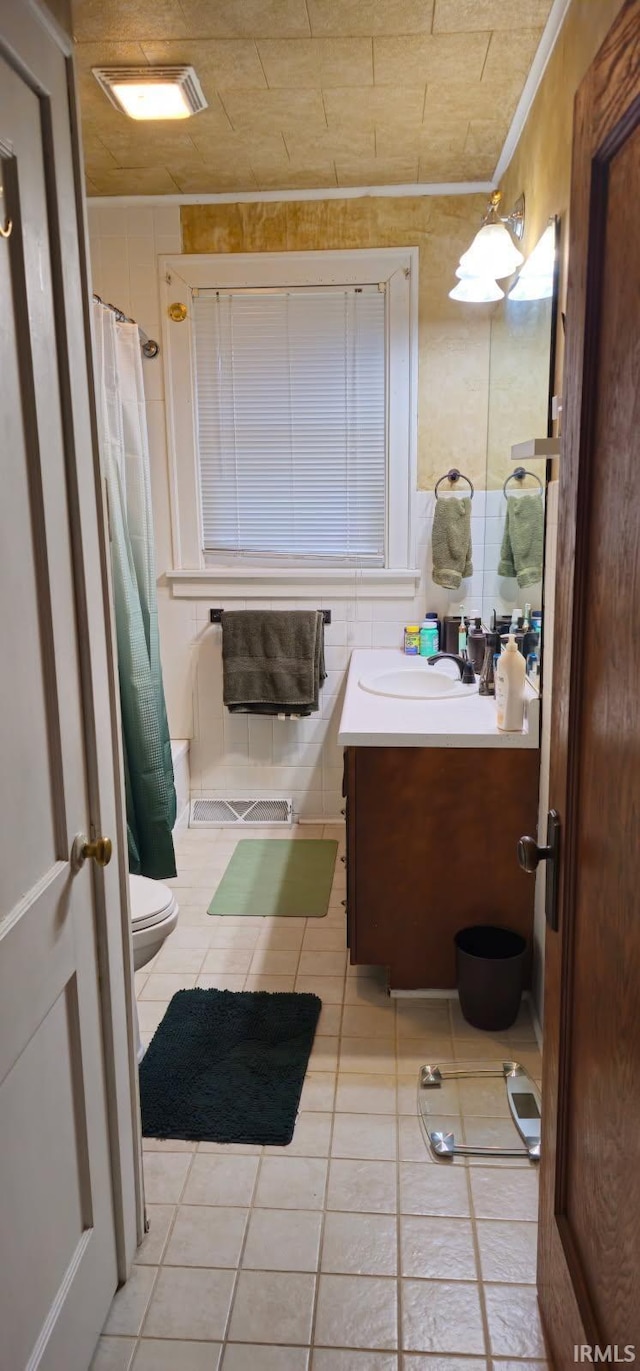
{"left": 209, "top": 607, "right": 331, "bottom": 625}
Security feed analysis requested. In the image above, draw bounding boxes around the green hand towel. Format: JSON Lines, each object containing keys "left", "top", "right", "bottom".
{"left": 498, "top": 493, "right": 544, "bottom": 589}
{"left": 432, "top": 496, "right": 473, "bottom": 590}
{"left": 222, "top": 609, "right": 326, "bottom": 715}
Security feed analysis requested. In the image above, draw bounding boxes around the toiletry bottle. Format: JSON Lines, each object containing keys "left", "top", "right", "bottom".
{"left": 467, "top": 617, "right": 486, "bottom": 674}
{"left": 458, "top": 605, "right": 467, "bottom": 656}
{"left": 495, "top": 633, "right": 526, "bottom": 731}
{"left": 404, "top": 625, "right": 420, "bottom": 655}
{"left": 478, "top": 630, "right": 500, "bottom": 696}
{"left": 419, "top": 613, "right": 439, "bottom": 657}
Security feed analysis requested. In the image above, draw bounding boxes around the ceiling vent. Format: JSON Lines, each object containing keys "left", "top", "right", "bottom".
{"left": 92, "top": 66, "right": 208, "bottom": 121}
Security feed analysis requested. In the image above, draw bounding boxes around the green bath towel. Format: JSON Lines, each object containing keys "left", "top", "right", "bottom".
{"left": 498, "top": 493, "right": 544, "bottom": 589}
{"left": 432, "top": 496, "right": 473, "bottom": 590}
{"left": 222, "top": 609, "right": 326, "bottom": 716}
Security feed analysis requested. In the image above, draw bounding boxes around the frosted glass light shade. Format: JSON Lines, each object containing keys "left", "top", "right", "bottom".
{"left": 459, "top": 222, "right": 524, "bottom": 280}
{"left": 449, "top": 277, "right": 504, "bottom": 303}
{"left": 509, "top": 224, "right": 556, "bottom": 300}
{"left": 509, "top": 274, "right": 553, "bottom": 301}
{"left": 112, "top": 82, "right": 192, "bottom": 118}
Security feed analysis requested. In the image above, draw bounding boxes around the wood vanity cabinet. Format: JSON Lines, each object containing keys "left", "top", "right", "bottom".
{"left": 343, "top": 745, "right": 539, "bottom": 990}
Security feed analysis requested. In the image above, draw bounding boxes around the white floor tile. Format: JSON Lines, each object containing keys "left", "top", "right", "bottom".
{"left": 103, "top": 833, "right": 543, "bottom": 1367}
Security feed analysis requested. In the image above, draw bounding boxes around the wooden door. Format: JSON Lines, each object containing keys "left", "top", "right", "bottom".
{"left": 0, "top": 4, "right": 139, "bottom": 1368}
{"left": 538, "top": 3, "right": 640, "bottom": 1362}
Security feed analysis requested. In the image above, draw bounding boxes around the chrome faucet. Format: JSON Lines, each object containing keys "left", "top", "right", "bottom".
{"left": 426, "top": 652, "right": 476, "bottom": 685}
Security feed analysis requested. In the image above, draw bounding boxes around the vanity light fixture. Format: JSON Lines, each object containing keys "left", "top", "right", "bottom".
{"left": 458, "top": 190, "right": 525, "bottom": 281}
{"left": 508, "top": 222, "right": 556, "bottom": 301}
{"left": 92, "top": 66, "right": 208, "bottom": 120}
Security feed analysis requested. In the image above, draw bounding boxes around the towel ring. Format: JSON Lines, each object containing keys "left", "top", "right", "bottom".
{"left": 435, "top": 468, "right": 474, "bottom": 499}
{"left": 503, "top": 466, "right": 543, "bottom": 497}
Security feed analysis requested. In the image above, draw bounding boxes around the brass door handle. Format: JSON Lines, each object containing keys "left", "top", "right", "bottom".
{"left": 72, "top": 833, "right": 113, "bottom": 870}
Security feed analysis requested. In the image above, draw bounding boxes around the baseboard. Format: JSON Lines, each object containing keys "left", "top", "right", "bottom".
{"left": 389, "top": 989, "right": 458, "bottom": 999}
{"left": 525, "top": 991, "right": 544, "bottom": 1052}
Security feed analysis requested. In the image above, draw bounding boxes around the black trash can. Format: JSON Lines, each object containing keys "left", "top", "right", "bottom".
{"left": 455, "top": 925, "right": 527, "bottom": 1031}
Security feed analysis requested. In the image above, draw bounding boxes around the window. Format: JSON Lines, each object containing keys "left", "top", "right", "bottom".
{"left": 193, "top": 286, "right": 386, "bottom": 567}
{"left": 162, "top": 248, "right": 419, "bottom": 596}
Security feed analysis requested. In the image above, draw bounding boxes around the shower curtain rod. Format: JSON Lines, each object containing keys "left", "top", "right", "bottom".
{"left": 92, "top": 293, "right": 159, "bottom": 359}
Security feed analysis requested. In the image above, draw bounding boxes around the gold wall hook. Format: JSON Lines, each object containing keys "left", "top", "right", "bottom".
{"left": 0, "top": 219, "right": 12, "bottom": 239}
{"left": 168, "top": 301, "right": 187, "bottom": 322}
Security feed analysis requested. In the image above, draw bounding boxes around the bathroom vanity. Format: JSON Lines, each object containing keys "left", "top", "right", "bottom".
{"left": 338, "top": 649, "right": 540, "bottom": 990}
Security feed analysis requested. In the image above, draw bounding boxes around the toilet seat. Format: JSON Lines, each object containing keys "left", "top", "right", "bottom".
{"left": 129, "top": 874, "right": 178, "bottom": 931}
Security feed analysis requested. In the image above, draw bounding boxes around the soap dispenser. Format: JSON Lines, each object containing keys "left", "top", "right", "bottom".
{"left": 495, "top": 633, "right": 526, "bottom": 731}
{"left": 478, "top": 630, "right": 500, "bottom": 696}
{"left": 467, "top": 618, "right": 487, "bottom": 674}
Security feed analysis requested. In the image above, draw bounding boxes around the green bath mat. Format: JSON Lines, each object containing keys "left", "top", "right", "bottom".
{"left": 139, "top": 988, "right": 322, "bottom": 1143}
{"left": 208, "top": 838, "right": 338, "bottom": 918}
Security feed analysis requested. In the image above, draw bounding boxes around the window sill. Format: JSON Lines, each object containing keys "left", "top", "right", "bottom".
{"left": 165, "top": 566, "right": 421, "bottom": 600}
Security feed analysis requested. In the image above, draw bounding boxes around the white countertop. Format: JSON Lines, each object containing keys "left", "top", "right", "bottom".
{"left": 338, "top": 649, "right": 540, "bottom": 749}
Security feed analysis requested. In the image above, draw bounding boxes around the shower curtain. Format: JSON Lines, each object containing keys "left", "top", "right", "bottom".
{"left": 92, "top": 301, "right": 176, "bottom": 879}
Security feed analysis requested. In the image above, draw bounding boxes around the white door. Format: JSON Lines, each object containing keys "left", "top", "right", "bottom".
{"left": 0, "top": 4, "right": 139, "bottom": 1369}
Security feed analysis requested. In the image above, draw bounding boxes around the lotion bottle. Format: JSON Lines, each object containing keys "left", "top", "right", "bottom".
{"left": 495, "top": 633, "right": 526, "bottom": 731}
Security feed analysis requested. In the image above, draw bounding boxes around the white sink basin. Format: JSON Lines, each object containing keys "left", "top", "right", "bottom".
{"left": 358, "top": 667, "right": 478, "bottom": 700}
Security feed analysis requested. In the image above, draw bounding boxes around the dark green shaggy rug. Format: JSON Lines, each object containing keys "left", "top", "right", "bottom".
{"left": 139, "top": 988, "right": 321, "bottom": 1145}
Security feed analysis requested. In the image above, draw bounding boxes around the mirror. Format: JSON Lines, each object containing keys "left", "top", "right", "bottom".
{"left": 480, "top": 216, "right": 559, "bottom": 685}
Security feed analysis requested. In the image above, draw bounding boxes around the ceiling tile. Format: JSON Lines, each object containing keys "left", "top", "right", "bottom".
{"left": 464, "top": 118, "right": 507, "bottom": 160}
{"left": 71, "top": 0, "right": 190, "bottom": 42}
{"left": 220, "top": 88, "right": 328, "bottom": 135}
{"left": 140, "top": 39, "right": 268, "bottom": 88}
{"left": 256, "top": 162, "right": 339, "bottom": 190}
{"left": 172, "top": 165, "right": 260, "bottom": 193}
{"left": 335, "top": 156, "right": 419, "bottom": 186}
{"left": 257, "top": 38, "right": 373, "bottom": 88}
{"left": 376, "top": 117, "right": 469, "bottom": 160}
{"left": 88, "top": 166, "right": 180, "bottom": 194}
{"left": 481, "top": 27, "right": 544, "bottom": 85}
{"left": 307, "top": 0, "right": 435, "bottom": 37}
{"left": 433, "top": 0, "right": 552, "bottom": 34}
{"left": 418, "top": 151, "right": 495, "bottom": 181}
{"left": 374, "top": 32, "right": 490, "bottom": 85}
{"left": 177, "top": 0, "right": 311, "bottom": 39}
{"left": 324, "top": 86, "right": 426, "bottom": 132}
{"left": 99, "top": 131, "right": 202, "bottom": 168}
{"left": 84, "top": 141, "right": 120, "bottom": 176}
{"left": 190, "top": 131, "right": 288, "bottom": 164}
{"left": 283, "top": 128, "right": 376, "bottom": 160}
{"left": 423, "top": 79, "right": 504, "bottom": 120}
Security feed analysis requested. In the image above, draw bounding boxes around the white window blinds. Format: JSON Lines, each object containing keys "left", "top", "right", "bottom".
{"left": 192, "top": 286, "right": 387, "bottom": 566}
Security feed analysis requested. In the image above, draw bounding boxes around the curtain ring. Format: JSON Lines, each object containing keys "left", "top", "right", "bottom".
{"left": 0, "top": 218, "right": 12, "bottom": 239}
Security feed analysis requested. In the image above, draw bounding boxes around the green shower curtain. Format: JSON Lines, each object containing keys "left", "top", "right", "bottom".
{"left": 93, "top": 301, "right": 176, "bottom": 879}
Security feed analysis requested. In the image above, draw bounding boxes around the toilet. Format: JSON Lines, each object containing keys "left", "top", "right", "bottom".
{"left": 129, "top": 873, "right": 179, "bottom": 972}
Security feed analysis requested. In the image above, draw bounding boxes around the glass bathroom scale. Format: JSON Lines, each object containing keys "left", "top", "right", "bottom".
{"left": 417, "top": 1060, "right": 541, "bottom": 1164}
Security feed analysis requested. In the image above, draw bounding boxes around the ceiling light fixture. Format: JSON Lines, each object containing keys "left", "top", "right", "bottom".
{"left": 457, "top": 189, "right": 526, "bottom": 282}
{"left": 508, "top": 222, "right": 556, "bottom": 301}
{"left": 92, "top": 66, "right": 208, "bottom": 121}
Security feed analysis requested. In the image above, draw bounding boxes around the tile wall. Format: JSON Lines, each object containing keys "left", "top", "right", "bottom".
{"left": 87, "top": 203, "right": 541, "bottom": 825}
{"left": 87, "top": 202, "right": 506, "bottom": 820}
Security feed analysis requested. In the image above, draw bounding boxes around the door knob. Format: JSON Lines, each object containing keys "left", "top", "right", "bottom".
{"left": 72, "top": 833, "right": 113, "bottom": 870}
{"left": 517, "top": 810, "right": 560, "bottom": 931}
{"left": 517, "top": 834, "right": 551, "bottom": 872}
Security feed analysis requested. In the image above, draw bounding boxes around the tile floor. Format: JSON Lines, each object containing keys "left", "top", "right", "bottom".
{"left": 94, "top": 824, "right": 549, "bottom": 1371}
